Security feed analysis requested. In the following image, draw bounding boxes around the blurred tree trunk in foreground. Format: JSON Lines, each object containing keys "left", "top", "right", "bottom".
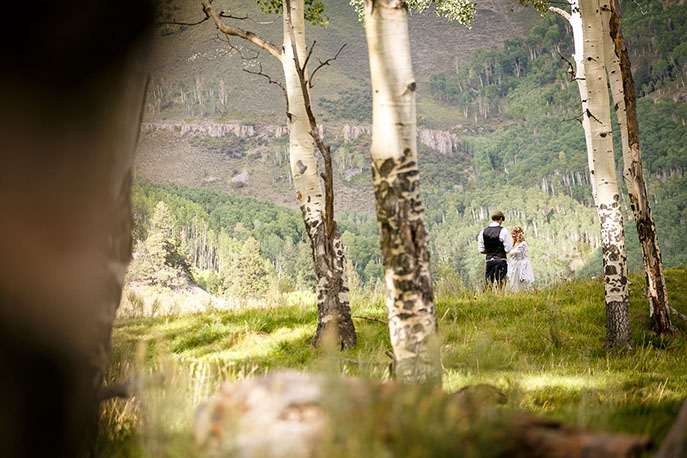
{"left": 0, "top": 2, "right": 154, "bottom": 455}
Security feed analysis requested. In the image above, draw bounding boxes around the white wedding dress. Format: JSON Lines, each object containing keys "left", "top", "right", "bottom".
{"left": 508, "top": 241, "right": 534, "bottom": 292}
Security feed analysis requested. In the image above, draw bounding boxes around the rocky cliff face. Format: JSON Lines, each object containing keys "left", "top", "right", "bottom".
{"left": 143, "top": 120, "right": 465, "bottom": 157}
{"left": 142, "top": 120, "right": 285, "bottom": 138}
{"left": 417, "top": 129, "right": 462, "bottom": 156}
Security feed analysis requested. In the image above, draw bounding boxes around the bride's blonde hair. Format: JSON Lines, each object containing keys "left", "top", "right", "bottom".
{"left": 511, "top": 226, "right": 526, "bottom": 244}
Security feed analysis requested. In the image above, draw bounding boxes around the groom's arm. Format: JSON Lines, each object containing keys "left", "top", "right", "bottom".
{"left": 501, "top": 228, "right": 513, "bottom": 254}
{"left": 477, "top": 230, "right": 485, "bottom": 254}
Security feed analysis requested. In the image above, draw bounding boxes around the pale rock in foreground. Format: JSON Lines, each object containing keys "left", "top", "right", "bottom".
{"left": 193, "top": 372, "right": 330, "bottom": 457}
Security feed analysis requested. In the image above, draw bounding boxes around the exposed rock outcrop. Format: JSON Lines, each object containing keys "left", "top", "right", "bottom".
{"left": 341, "top": 124, "right": 372, "bottom": 142}
{"left": 143, "top": 120, "right": 465, "bottom": 156}
{"left": 231, "top": 170, "right": 249, "bottom": 185}
{"left": 418, "top": 129, "right": 461, "bottom": 156}
{"left": 143, "top": 121, "right": 257, "bottom": 138}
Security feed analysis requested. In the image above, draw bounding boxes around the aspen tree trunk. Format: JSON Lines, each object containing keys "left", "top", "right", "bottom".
{"left": 282, "top": 0, "right": 356, "bottom": 349}
{"left": 551, "top": 1, "right": 598, "bottom": 204}
{"left": 603, "top": 0, "right": 673, "bottom": 335}
{"left": 580, "top": 0, "right": 632, "bottom": 349}
{"left": 363, "top": 0, "right": 440, "bottom": 383}
{"left": 201, "top": 0, "right": 356, "bottom": 349}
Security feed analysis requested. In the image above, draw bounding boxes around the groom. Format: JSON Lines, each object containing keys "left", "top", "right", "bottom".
{"left": 477, "top": 210, "right": 513, "bottom": 288}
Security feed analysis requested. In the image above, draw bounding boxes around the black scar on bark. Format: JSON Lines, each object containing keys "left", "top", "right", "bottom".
{"left": 613, "top": 194, "right": 620, "bottom": 201}
{"left": 296, "top": 160, "right": 307, "bottom": 175}
{"left": 394, "top": 278, "right": 417, "bottom": 293}
{"left": 379, "top": 158, "right": 396, "bottom": 178}
{"left": 605, "top": 265, "right": 618, "bottom": 276}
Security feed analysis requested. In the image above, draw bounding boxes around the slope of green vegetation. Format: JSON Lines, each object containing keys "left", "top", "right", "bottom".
{"left": 129, "top": 179, "right": 604, "bottom": 293}
{"left": 422, "top": 0, "right": 687, "bottom": 276}
{"left": 98, "top": 267, "right": 687, "bottom": 455}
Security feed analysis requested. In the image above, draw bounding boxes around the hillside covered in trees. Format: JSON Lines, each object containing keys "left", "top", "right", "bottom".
{"left": 130, "top": 0, "right": 687, "bottom": 293}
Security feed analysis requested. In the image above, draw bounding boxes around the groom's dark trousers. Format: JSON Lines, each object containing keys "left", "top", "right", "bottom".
{"left": 485, "top": 260, "right": 507, "bottom": 287}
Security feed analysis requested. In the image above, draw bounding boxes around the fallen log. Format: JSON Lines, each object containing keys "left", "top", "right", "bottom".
{"left": 192, "top": 371, "right": 651, "bottom": 457}
{"left": 507, "top": 416, "right": 651, "bottom": 458}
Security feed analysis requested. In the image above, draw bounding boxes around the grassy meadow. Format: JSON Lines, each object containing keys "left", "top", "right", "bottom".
{"left": 98, "top": 267, "right": 687, "bottom": 456}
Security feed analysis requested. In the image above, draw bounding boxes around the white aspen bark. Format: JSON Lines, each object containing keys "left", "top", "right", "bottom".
{"left": 203, "top": 0, "right": 356, "bottom": 349}
{"left": 580, "top": 0, "right": 631, "bottom": 349}
{"left": 553, "top": 2, "right": 599, "bottom": 205}
{"left": 282, "top": 1, "right": 322, "bottom": 229}
{"left": 603, "top": 0, "right": 674, "bottom": 335}
{"left": 364, "top": 0, "right": 440, "bottom": 383}
{"left": 283, "top": 0, "right": 356, "bottom": 348}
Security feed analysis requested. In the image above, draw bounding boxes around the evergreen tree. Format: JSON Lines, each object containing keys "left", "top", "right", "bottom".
{"left": 229, "top": 237, "right": 270, "bottom": 299}
{"left": 128, "top": 201, "right": 193, "bottom": 288}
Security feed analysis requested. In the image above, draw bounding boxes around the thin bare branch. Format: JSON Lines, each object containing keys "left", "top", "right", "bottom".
{"left": 585, "top": 108, "right": 602, "bottom": 124}
{"left": 215, "top": 32, "right": 260, "bottom": 60}
{"left": 309, "top": 44, "right": 347, "bottom": 89}
{"left": 559, "top": 112, "right": 585, "bottom": 123}
{"left": 302, "top": 41, "right": 317, "bottom": 74}
{"left": 670, "top": 306, "right": 687, "bottom": 322}
{"left": 243, "top": 63, "right": 288, "bottom": 114}
{"left": 157, "top": 2, "right": 211, "bottom": 27}
{"left": 549, "top": 6, "right": 571, "bottom": 21}
{"left": 218, "top": 12, "right": 274, "bottom": 24}
{"left": 556, "top": 51, "right": 577, "bottom": 82}
{"left": 157, "top": 5, "right": 273, "bottom": 28}
{"left": 243, "top": 63, "right": 288, "bottom": 110}
{"left": 201, "top": 0, "right": 282, "bottom": 60}
{"left": 158, "top": 16, "right": 210, "bottom": 27}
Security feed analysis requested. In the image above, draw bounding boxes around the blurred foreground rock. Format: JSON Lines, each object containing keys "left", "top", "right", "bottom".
{"left": 194, "top": 372, "right": 329, "bottom": 457}
{"left": 193, "top": 371, "right": 650, "bottom": 458}
{"left": 655, "top": 398, "right": 687, "bottom": 458}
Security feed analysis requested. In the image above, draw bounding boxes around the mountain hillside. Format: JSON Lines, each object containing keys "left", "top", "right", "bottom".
{"left": 145, "top": 0, "right": 537, "bottom": 124}
{"left": 133, "top": 0, "right": 687, "bottom": 287}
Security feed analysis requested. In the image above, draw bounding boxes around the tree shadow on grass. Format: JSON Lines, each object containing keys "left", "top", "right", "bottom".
{"left": 112, "top": 307, "right": 321, "bottom": 364}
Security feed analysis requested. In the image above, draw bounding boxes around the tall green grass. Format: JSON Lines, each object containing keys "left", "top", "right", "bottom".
{"left": 99, "top": 267, "right": 687, "bottom": 455}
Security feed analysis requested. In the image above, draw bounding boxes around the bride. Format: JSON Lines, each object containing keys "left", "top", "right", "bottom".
{"left": 508, "top": 226, "right": 534, "bottom": 292}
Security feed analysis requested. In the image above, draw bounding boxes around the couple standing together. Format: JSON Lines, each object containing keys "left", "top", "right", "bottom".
{"left": 477, "top": 210, "right": 534, "bottom": 292}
